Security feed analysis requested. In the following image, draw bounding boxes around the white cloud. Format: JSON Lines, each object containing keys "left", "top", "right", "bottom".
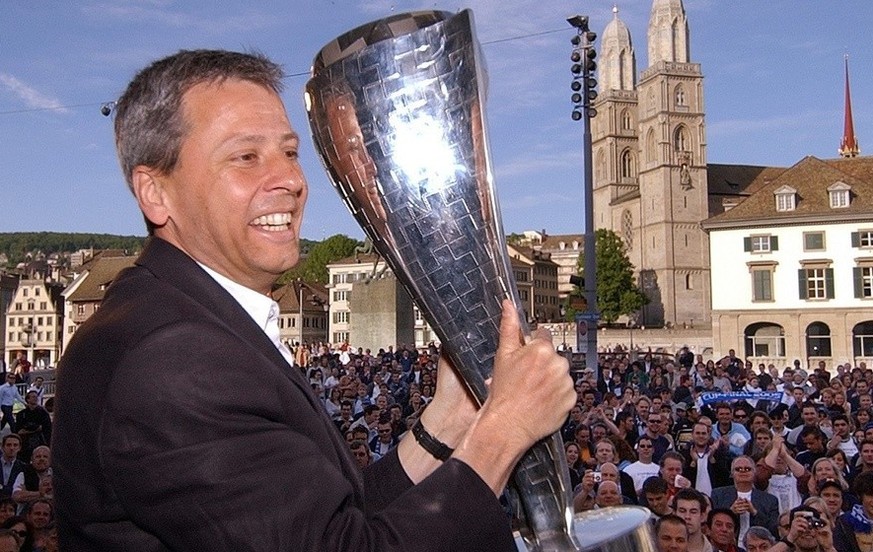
{"left": 0, "top": 73, "right": 69, "bottom": 113}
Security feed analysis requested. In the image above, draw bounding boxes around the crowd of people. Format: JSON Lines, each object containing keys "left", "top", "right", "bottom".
{"left": 294, "top": 339, "right": 873, "bottom": 552}
{"left": 0, "top": 371, "right": 56, "bottom": 552}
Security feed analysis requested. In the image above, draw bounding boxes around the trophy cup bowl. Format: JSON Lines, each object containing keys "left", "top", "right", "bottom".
{"left": 306, "top": 10, "right": 653, "bottom": 551}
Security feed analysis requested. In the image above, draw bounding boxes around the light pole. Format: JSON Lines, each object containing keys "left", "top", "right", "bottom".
{"left": 568, "top": 14, "right": 600, "bottom": 381}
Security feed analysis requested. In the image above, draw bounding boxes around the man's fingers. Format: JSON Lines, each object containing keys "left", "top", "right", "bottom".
{"left": 496, "top": 299, "right": 524, "bottom": 354}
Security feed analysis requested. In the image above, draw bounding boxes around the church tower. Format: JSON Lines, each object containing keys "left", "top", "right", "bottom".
{"left": 839, "top": 55, "right": 860, "bottom": 158}
{"left": 591, "top": 7, "right": 639, "bottom": 241}
{"left": 634, "top": 0, "right": 710, "bottom": 327}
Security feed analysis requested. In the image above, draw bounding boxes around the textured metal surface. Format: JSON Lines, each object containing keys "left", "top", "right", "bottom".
{"left": 306, "top": 10, "right": 578, "bottom": 551}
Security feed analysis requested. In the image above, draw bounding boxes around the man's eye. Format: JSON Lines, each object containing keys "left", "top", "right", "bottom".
{"left": 285, "top": 149, "right": 299, "bottom": 160}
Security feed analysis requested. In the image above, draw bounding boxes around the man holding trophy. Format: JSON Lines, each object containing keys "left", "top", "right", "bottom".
{"left": 53, "top": 41, "right": 576, "bottom": 552}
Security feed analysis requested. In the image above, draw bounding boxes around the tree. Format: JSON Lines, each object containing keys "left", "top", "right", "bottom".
{"left": 279, "top": 234, "right": 360, "bottom": 284}
{"left": 572, "top": 229, "right": 648, "bottom": 324}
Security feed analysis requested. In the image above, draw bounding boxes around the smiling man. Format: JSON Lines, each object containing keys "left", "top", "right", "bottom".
{"left": 52, "top": 50, "right": 576, "bottom": 551}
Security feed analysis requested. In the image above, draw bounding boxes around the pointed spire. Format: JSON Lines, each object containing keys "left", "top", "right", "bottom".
{"left": 839, "top": 54, "right": 860, "bottom": 158}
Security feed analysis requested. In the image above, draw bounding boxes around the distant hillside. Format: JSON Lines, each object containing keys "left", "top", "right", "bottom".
{"left": 0, "top": 232, "right": 318, "bottom": 266}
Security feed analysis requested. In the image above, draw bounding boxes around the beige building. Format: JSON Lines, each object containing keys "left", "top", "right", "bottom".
{"left": 5, "top": 279, "right": 65, "bottom": 367}
{"left": 62, "top": 254, "right": 136, "bottom": 351}
{"left": 515, "top": 231, "right": 583, "bottom": 300}
{"left": 703, "top": 156, "right": 873, "bottom": 369}
{"left": 507, "top": 244, "right": 560, "bottom": 323}
{"left": 272, "top": 280, "right": 329, "bottom": 346}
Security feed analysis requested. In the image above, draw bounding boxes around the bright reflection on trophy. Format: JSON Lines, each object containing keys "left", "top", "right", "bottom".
{"left": 306, "top": 10, "right": 655, "bottom": 551}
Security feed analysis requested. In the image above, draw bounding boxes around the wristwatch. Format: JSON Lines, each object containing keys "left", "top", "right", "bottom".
{"left": 779, "top": 537, "right": 795, "bottom": 551}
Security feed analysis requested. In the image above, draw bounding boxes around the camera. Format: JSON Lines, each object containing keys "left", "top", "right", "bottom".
{"left": 592, "top": 471, "right": 602, "bottom": 483}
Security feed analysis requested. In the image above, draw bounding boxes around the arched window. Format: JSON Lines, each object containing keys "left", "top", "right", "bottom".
{"left": 806, "top": 322, "right": 832, "bottom": 358}
{"left": 596, "top": 149, "right": 606, "bottom": 181}
{"left": 620, "top": 149, "right": 636, "bottom": 179}
{"left": 744, "top": 322, "right": 786, "bottom": 358}
{"left": 685, "top": 274, "right": 693, "bottom": 290}
{"left": 621, "top": 109, "right": 632, "bottom": 131}
{"left": 646, "top": 129, "right": 657, "bottom": 163}
{"left": 854, "top": 321, "right": 873, "bottom": 358}
{"left": 673, "top": 126, "right": 688, "bottom": 152}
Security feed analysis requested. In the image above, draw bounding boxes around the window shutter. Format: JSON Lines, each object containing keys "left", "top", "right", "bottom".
{"left": 826, "top": 268, "right": 835, "bottom": 299}
{"left": 855, "top": 267, "right": 864, "bottom": 298}
{"left": 852, "top": 232, "right": 861, "bottom": 247}
{"left": 798, "top": 269, "right": 808, "bottom": 300}
{"left": 770, "top": 236, "right": 779, "bottom": 251}
{"left": 744, "top": 237, "right": 752, "bottom": 252}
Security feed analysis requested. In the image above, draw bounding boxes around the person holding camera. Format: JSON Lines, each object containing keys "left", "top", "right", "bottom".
{"left": 833, "top": 471, "right": 873, "bottom": 552}
{"left": 769, "top": 506, "right": 837, "bottom": 552}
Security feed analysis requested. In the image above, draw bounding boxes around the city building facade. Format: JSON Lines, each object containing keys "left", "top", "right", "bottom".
{"left": 5, "top": 279, "right": 64, "bottom": 367}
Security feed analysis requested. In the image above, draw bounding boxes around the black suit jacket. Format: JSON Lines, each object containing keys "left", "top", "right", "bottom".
{"left": 54, "top": 238, "right": 513, "bottom": 551}
{"left": 710, "top": 486, "right": 780, "bottom": 538}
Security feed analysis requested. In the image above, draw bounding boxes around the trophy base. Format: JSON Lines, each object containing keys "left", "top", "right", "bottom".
{"left": 512, "top": 506, "right": 654, "bottom": 552}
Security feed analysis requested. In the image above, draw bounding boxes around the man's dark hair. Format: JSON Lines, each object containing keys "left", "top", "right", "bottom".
{"left": 113, "top": 50, "right": 285, "bottom": 232}
{"left": 798, "top": 425, "right": 824, "bottom": 442}
{"left": 659, "top": 451, "right": 684, "bottom": 468}
{"left": 707, "top": 507, "right": 740, "bottom": 535}
{"left": 655, "top": 514, "right": 688, "bottom": 538}
{"left": 363, "top": 404, "right": 379, "bottom": 416}
{"left": 832, "top": 413, "right": 849, "bottom": 425}
{"left": 853, "top": 471, "right": 873, "bottom": 498}
{"left": 1, "top": 434, "right": 21, "bottom": 448}
{"left": 642, "top": 476, "right": 668, "bottom": 495}
{"left": 615, "top": 411, "right": 632, "bottom": 425}
{"left": 674, "top": 488, "right": 707, "bottom": 512}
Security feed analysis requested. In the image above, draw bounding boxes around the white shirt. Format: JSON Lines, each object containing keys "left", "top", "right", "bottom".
{"left": 694, "top": 451, "right": 713, "bottom": 497}
{"left": 622, "top": 461, "right": 660, "bottom": 493}
{"left": 198, "top": 264, "right": 293, "bottom": 367}
{"left": 736, "top": 489, "right": 752, "bottom": 546}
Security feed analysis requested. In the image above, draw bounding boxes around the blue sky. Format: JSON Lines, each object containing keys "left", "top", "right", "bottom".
{"left": 1, "top": 1, "right": 871, "bottom": 240}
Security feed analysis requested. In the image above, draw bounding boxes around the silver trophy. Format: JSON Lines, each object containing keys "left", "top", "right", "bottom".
{"left": 306, "top": 10, "right": 651, "bottom": 551}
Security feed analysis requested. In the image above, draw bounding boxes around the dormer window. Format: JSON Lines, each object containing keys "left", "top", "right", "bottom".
{"left": 558, "top": 242, "right": 566, "bottom": 250}
{"left": 774, "top": 185, "right": 796, "bottom": 212}
{"left": 828, "top": 181, "right": 851, "bottom": 208}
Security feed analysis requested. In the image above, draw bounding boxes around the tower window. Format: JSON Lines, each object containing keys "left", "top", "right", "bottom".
{"left": 673, "top": 126, "right": 688, "bottom": 152}
{"left": 675, "top": 85, "right": 686, "bottom": 106}
{"left": 620, "top": 150, "right": 636, "bottom": 179}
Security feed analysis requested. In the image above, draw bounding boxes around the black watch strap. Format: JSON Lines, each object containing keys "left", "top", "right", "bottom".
{"left": 412, "top": 419, "right": 454, "bottom": 461}
{"left": 780, "top": 538, "right": 796, "bottom": 551}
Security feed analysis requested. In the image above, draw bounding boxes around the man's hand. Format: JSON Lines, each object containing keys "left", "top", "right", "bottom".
{"left": 452, "top": 300, "right": 576, "bottom": 494}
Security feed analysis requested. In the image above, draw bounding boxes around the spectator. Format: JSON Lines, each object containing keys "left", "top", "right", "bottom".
{"left": 594, "top": 480, "right": 622, "bottom": 509}
{"left": 800, "top": 458, "right": 849, "bottom": 501}
{"left": 834, "top": 471, "right": 873, "bottom": 552}
{"left": 673, "top": 488, "right": 710, "bottom": 552}
{"left": 660, "top": 452, "right": 692, "bottom": 501}
{"left": 23, "top": 500, "right": 51, "bottom": 531}
{"left": 711, "top": 455, "right": 780, "bottom": 541}
{"left": 0, "top": 375, "right": 24, "bottom": 434}
{"left": 811, "top": 480, "right": 845, "bottom": 524}
{"left": 0, "top": 516, "right": 33, "bottom": 552}
{"left": 349, "top": 440, "right": 371, "bottom": 470}
{"left": 10, "top": 445, "right": 49, "bottom": 509}
{"left": 643, "top": 413, "right": 673, "bottom": 464}
{"left": 795, "top": 427, "right": 829, "bottom": 471}
{"left": 788, "top": 403, "right": 833, "bottom": 452}
{"left": 742, "top": 526, "right": 775, "bottom": 552}
{"left": 705, "top": 508, "right": 741, "bottom": 552}
{"left": 0, "top": 437, "right": 26, "bottom": 501}
{"left": 657, "top": 514, "right": 690, "bottom": 552}
{"left": 755, "top": 434, "right": 805, "bottom": 515}
{"left": 565, "top": 442, "right": 583, "bottom": 490}
{"left": 711, "top": 403, "right": 750, "bottom": 459}
{"left": 13, "top": 392, "right": 51, "bottom": 464}
{"left": 368, "top": 417, "right": 398, "bottom": 457}
{"left": 643, "top": 476, "right": 673, "bottom": 520}
{"left": 0, "top": 530, "right": 16, "bottom": 552}
{"left": 682, "top": 422, "right": 731, "bottom": 497}
{"left": 778, "top": 506, "right": 837, "bottom": 552}
{"left": 624, "top": 435, "right": 661, "bottom": 495}
{"left": 0, "top": 501, "right": 13, "bottom": 526}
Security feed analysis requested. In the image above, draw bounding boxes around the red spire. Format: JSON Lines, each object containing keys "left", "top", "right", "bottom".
{"left": 839, "top": 54, "right": 860, "bottom": 157}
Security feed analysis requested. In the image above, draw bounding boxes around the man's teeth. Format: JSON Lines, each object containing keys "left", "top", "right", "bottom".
{"left": 252, "top": 213, "right": 292, "bottom": 230}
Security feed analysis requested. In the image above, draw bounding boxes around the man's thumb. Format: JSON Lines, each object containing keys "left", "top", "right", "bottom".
{"left": 496, "top": 299, "right": 524, "bottom": 355}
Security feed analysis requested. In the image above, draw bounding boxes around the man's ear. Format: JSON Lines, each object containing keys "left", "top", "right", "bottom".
{"left": 131, "top": 167, "right": 170, "bottom": 228}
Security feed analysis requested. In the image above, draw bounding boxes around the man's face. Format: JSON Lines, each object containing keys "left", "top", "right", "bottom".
{"left": 708, "top": 513, "right": 736, "bottom": 548}
{"left": 637, "top": 439, "right": 654, "bottom": 461}
{"left": 30, "top": 447, "right": 50, "bottom": 472}
{"left": 575, "top": 429, "right": 590, "bottom": 445}
{"left": 1, "top": 439, "right": 19, "bottom": 461}
{"left": 745, "top": 535, "right": 771, "bottom": 552}
{"left": 801, "top": 407, "right": 818, "bottom": 426}
{"left": 596, "top": 481, "right": 621, "bottom": 508}
{"left": 145, "top": 79, "right": 307, "bottom": 294}
{"left": 658, "top": 522, "right": 688, "bottom": 552}
{"left": 676, "top": 499, "right": 703, "bottom": 536}
{"left": 862, "top": 444, "right": 873, "bottom": 466}
{"left": 570, "top": 406, "right": 583, "bottom": 422}
{"left": 377, "top": 423, "right": 392, "bottom": 444}
{"left": 793, "top": 389, "right": 805, "bottom": 403}
{"left": 716, "top": 408, "right": 732, "bottom": 424}
{"left": 645, "top": 492, "right": 669, "bottom": 515}
{"left": 862, "top": 395, "right": 873, "bottom": 410}
{"left": 692, "top": 424, "right": 710, "bottom": 447}
{"left": 833, "top": 418, "right": 849, "bottom": 437}
{"left": 802, "top": 433, "right": 824, "bottom": 453}
{"left": 27, "top": 502, "right": 51, "bottom": 529}
{"left": 351, "top": 445, "right": 370, "bottom": 468}
{"left": 592, "top": 425, "right": 607, "bottom": 442}
{"left": 732, "top": 457, "right": 755, "bottom": 486}
{"left": 34, "top": 378, "right": 43, "bottom": 388}
{"left": 661, "top": 459, "right": 683, "bottom": 483}
{"left": 647, "top": 415, "right": 663, "bottom": 435}
{"left": 4, "top": 375, "right": 14, "bottom": 386}
{"left": 340, "top": 404, "right": 351, "bottom": 420}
